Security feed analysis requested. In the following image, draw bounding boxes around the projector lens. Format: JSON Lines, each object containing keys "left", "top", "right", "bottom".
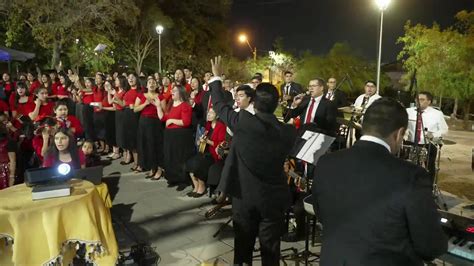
{"left": 58, "top": 163, "right": 71, "bottom": 176}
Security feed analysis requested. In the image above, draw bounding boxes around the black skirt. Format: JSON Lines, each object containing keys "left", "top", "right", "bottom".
{"left": 163, "top": 127, "right": 195, "bottom": 184}
{"left": 137, "top": 116, "right": 164, "bottom": 170}
{"left": 104, "top": 111, "right": 116, "bottom": 146}
{"left": 81, "top": 104, "right": 95, "bottom": 141}
{"left": 207, "top": 161, "right": 224, "bottom": 186}
{"left": 93, "top": 111, "right": 106, "bottom": 140}
{"left": 115, "top": 109, "right": 126, "bottom": 148}
{"left": 121, "top": 108, "right": 140, "bottom": 150}
{"left": 185, "top": 153, "right": 214, "bottom": 181}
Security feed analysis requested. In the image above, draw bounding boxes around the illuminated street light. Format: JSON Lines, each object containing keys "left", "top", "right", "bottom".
{"left": 238, "top": 33, "right": 256, "bottom": 61}
{"left": 374, "top": 0, "right": 391, "bottom": 94}
{"left": 155, "top": 25, "right": 164, "bottom": 73}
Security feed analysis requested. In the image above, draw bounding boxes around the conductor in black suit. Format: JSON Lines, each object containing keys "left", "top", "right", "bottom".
{"left": 209, "top": 56, "right": 297, "bottom": 265}
{"left": 312, "top": 97, "right": 447, "bottom": 266}
{"left": 284, "top": 78, "right": 338, "bottom": 137}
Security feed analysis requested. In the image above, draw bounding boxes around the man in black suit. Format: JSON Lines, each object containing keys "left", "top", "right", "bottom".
{"left": 284, "top": 78, "right": 338, "bottom": 137}
{"left": 312, "top": 98, "right": 447, "bottom": 266}
{"left": 280, "top": 70, "right": 303, "bottom": 106}
{"left": 209, "top": 56, "right": 297, "bottom": 265}
{"left": 324, "top": 77, "right": 348, "bottom": 108}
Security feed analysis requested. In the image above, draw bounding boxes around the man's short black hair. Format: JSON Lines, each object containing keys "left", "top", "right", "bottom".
{"left": 284, "top": 71, "right": 293, "bottom": 76}
{"left": 254, "top": 83, "right": 279, "bottom": 114}
{"left": 236, "top": 84, "right": 255, "bottom": 101}
{"left": 362, "top": 97, "right": 408, "bottom": 138}
{"left": 419, "top": 91, "right": 433, "bottom": 102}
{"left": 365, "top": 80, "right": 377, "bottom": 87}
{"left": 252, "top": 75, "right": 262, "bottom": 82}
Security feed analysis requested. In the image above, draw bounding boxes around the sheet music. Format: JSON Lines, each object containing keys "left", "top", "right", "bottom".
{"left": 296, "top": 131, "right": 335, "bottom": 165}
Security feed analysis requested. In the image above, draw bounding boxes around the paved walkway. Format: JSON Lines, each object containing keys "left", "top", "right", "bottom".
{"left": 102, "top": 128, "right": 474, "bottom": 265}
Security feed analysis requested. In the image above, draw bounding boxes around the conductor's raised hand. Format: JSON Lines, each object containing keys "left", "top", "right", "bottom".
{"left": 210, "top": 56, "right": 223, "bottom": 77}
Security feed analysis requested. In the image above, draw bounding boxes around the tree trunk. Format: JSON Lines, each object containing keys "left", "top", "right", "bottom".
{"left": 51, "top": 40, "right": 61, "bottom": 70}
{"left": 438, "top": 93, "right": 443, "bottom": 108}
{"left": 451, "top": 98, "right": 459, "bottom": 119}
{"left": 463, "top": 98, "right": 472, "bottom": 123}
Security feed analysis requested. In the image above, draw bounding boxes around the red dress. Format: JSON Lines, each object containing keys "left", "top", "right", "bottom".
{"left": 0, "top": 100, "right": 9, "bottom": 113}
{"left": 162, "top": 102, "right": 192, "bottom": 129}
{"left": 56, "top": 84, "right": 69, "bottom": 98}
{"left": 123, "top": 88, "right": 139, "bottom": 108}
{"left": 114, "top": 90, "right": 126, "bottom": 111}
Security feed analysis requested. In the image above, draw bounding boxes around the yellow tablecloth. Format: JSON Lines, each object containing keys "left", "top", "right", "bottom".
{"left": 95, "top": 182, "right": 112, "bottom": 208}
{"left": 0, "top": 180, "right": 118, "bottom": 265}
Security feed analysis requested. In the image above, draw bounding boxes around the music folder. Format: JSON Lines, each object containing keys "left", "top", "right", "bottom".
{"left": 291, "top": 130, "right": 335, "bottom": 165}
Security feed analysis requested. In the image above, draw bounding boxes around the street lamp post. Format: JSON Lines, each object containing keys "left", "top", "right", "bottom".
{"left": 155, "top": 25, "right": 164, "bottom": 73}
{"left": 238, "top": 34, "right": 257, "bottom": 61}
{"left": 375, "top": 0, "right": 391, "bottom": 95}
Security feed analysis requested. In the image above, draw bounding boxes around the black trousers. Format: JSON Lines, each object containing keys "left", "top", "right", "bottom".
{"left": 232, "top": 197, "right": 285, "bottom": 266}
{"left": 426, "top": 143, "right": 438, "bottom": 183}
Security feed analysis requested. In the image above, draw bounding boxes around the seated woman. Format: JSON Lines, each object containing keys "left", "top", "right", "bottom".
{"left": 185, "top": 108, "right": 226, "bottom": 197}
{"left": 28, "top": 87, "right": 54, "bottom": 121}
{"left": 43, "top": 127, "right": 85, "bottom": 169}
{"left": 53, "top": 100, "right": 83, "bottom": 137}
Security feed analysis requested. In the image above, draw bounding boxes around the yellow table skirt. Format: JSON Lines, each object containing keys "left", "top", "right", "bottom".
{"left": 95, "top": 182, "right": 112, "bottom": 208}
{"left": 0, "top": 180, "right": 118, "bottom": 265}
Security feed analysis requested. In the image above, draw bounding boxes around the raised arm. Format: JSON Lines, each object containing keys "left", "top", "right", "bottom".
{"left": 209, "top": 56, "right": 240, "bottom": 130}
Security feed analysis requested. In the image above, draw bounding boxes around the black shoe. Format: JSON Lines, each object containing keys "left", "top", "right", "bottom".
{"left": 176, "top": 184, "right": 187, "bottom": 191}
{"left": 167, "top": 182, "right": 178, "bottom": 188}
{"left": 186, "top": 191, "right": 196, "bottom": 197}
{"left": 281, "top": 232, "right": 303, "bottom": 242}
{"left": 193, "top": 190, "right": 207, "bottom": 198}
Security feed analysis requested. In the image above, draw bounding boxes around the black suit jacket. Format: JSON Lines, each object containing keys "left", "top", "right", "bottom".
{"left": 324, "top": 89, "right": 348, "bottom": 109}
{"left": 210, "top": 79, "right": 297, "bottom": 215}
{"left": 312, "top": 140, "right": 448, "bottom": 266}
{"left": 195, "top": 90, "right": 233, "bottom": 126}
{"left": 280, "top": 82, "right": 303, "bottom": 98}
{"left": 284, "top": 96, "right": 338, "bottom": 137}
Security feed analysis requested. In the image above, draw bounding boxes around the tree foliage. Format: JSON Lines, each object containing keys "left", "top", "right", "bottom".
{"left": 398, "top": 10, "right": 474, "bottom": 120}
{"left": 296, "top": 43, "right": 386, "bottom": 97}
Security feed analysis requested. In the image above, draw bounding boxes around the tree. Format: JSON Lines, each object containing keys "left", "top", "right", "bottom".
{"left": 296, "top": 43, "right": 385, "bottom": 97}
{"left": 0, "top": 0, "right": 138, "bottom": 69}
{"left": 113, "top": 0, "right": 172, "bottom": 75}
{"left": 398, "top": 11, "right": 474, "bottom": 123}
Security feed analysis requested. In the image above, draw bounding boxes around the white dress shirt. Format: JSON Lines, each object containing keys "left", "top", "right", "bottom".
{"left": 304, "top": 95, "right": 322, "bottom": 124}
{"left": 360, "top": 135, "right": 391, "bottom": 153}
{"left": 354, "top": 93, "right": 382, "bottom": 110}
{"left": 406, "top": 106, "right": 448, "bottom": 144}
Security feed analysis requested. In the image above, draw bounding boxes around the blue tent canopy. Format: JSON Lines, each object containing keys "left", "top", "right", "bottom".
{"left": 0, "top": 47, "right": 35, "bottom": 62}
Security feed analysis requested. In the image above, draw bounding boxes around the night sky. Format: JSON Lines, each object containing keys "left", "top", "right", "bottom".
{"left": 230, "top": 0, "right": 474, "bottom": 62}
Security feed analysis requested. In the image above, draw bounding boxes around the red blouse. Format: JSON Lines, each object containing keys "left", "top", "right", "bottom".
{"left": 9, "top": 95, "right": 35, "bottom": 116}
{"left": 57, "top": 115, "right": 84, "bottom": 137}
{"left": 114, "top": 90, "right": 126, "bottom": 111}
{"left": 0, "top": 100, "right": 8, "bottom": 113}
{"left": 2, "top": 81, "right": 15, "bottom": 93}
{"left": 81, "top": 90, "right": 94, "bottom": 104}
{"left": 32, "top": 135, "right": 47, "bottom": 162}
{"left": 205, "top": 121, "right": 226, "bottom": 161}
{"left": 137, "top": 93, "right": 158, "bottom": 118}
{"left": 34, "top": 102, "right": 55, "bottom": 121}
{"left": 55, "top": 84, "right": 69, "bottom": 97}
{"left": 28, "top": 80, "right": 41, "bottom": 95}
{"left": 92, "top": 87, "right": 105, "bottom": 112}
{"left": 51, "top": 82, "right": 61, "bottom": 95}
{"left": 43, "top": 150, "right": 86, "bottom": 169}
{"left": 162, "top": 102, "right": 192, "bottom": 129}
{"left": 123, "top": 88, "right": 139, "bottom": 107}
